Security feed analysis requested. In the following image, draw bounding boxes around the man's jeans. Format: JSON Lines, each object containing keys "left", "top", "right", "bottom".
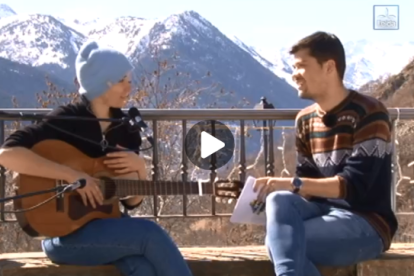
{"left": 265, "top": 191, "right": 384, "bottom": 276}
{"left": 41, "top": 216, "right": 193, "bottom": 276}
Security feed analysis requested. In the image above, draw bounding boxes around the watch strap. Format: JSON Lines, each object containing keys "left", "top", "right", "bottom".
{"left": 291, "top": 177, "right": 302, "bottom": 194}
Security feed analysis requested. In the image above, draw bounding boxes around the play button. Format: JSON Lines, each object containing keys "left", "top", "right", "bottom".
{"left": 201, "top": 131, "right": 225, "bottom": 158}
{"left": 185, "top": 120, "right": 235, "bottom": 170}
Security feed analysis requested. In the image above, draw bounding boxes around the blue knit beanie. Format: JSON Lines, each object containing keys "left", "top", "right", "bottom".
{"left": 75, "top": 41, "right": 133, "bottom": 101}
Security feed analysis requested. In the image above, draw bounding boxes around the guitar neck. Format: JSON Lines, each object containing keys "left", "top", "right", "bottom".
{"left": 110, "top": 179, "right": 214, "bottom": 197}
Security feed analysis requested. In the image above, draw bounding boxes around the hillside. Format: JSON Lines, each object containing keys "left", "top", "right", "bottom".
{"left": 360, "top": 57, "right": 414, "bottom": 107}
{"left": 0, "top": 57, "right": 74, "bottom": 107}
{"left": 359, "top": 56, "right": 414, "bottom": 140}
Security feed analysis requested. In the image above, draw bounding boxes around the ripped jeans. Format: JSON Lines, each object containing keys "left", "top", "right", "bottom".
{"left": 265, "top": 191, "right": 384, "bottom": 276}
{"left": 41, "top": 216, "right": 193, "bottom": 276}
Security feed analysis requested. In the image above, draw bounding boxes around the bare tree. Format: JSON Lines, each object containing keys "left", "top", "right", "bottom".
{"left": 126, "top": 47, "right": 242, "bottom": 227}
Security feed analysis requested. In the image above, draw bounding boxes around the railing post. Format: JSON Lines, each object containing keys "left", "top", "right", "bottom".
{"left": 263, "top": 120, "right": 269, "bottom": 176}
{"left": 390, "top": 119, "right": 397, "bottom": 212}
{"left": 0, "top": 120, "right": 4, "bottom": 222}
{"left": 152, "top": 120, "right": 159, "bottom": 217}
{"left": 267, "top": 120, "right": 275, "bottom": 176}
{"left": 238, "top": 120, "right": 246, "bottom": 183}
{"left": 181, "top": 120, "right": 188, "bottom": 216}
{"left": 209, "top": 120, "right": 217, "bottom": 216}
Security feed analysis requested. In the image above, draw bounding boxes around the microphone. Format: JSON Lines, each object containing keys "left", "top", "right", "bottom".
{"left": 64, "top": 179, "right": 87, "bottom": 192}
{"left": 127, "top": 107, "right": 155, "bottom": 146}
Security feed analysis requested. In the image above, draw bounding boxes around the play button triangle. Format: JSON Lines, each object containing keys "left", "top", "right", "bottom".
{"left": 200, "top": 131, "right": 225, "bottom": 159}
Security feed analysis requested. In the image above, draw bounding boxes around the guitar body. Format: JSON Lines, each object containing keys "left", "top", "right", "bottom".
{"left": 14, "top": 140, "right": 132, "bottom": 239}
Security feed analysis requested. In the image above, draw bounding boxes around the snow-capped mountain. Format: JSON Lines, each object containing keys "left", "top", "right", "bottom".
{"left": 87, "top": 16, "right": 153, "bottom": 56}
{"left": 0, "top": 13, "right": 86, "bottom": 81}
{"left": 343, "top": 40, "right": 414, "bottom": 89}
{"left": 1, "top": 2, "right": 412, "bottom": 109}
{"left": 45, "top": 10, "right": 414, "bottom": 92}
{"left": 87, "top": 10, "right": 308, "bottom": 108}
{"left": 249, "top": 40, "right": 414, "bottom": 90}
{"left": 0, "top": 3, "right": 15, "bottom": 19}
{"left": 56, "top": 16, "right": 104, "bottom": 35}
{"left": 0, "top": 5, "right": 308, "bottom": 109}
{"left": 232, "top": 36, "right": 296, "bottom": 88}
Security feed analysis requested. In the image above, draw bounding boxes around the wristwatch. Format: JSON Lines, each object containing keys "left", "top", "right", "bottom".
{"left": 291, "top": 177, "right": 303, "bottom": 193}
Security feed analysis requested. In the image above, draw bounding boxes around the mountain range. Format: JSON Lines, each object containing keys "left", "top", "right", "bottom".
{"left": 0, "top": 4, "right": 413, "bottom": 109}
{"left": 56, "top": 11, "right": 414, "bottom": 91}
{"left": 0, "top": 5, "right": 306, "bottom": 109}
{"left": 253, "top": 41, "right": 414, "bottom": 90}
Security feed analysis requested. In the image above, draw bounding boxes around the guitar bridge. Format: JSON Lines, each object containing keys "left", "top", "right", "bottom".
{"left": 55, "top": 180, "right": 65, "bottom": 212}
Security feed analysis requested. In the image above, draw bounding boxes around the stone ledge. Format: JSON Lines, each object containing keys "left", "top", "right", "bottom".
{"left": 0, "top": 244, "right": 413, "bottom": 276}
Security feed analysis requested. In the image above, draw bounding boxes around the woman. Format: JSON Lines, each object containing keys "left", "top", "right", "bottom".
{"left": 0, "top": 40, "right": 193, "bottom": 276}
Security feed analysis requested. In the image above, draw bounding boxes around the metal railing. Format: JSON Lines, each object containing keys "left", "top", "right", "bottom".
{"left": 0, "top": 108, "right": 413, "bottom": 224}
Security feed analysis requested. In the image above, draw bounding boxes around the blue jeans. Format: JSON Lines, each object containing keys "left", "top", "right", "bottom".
{"left": 265, "top": 191, "right": 384, "bottom": 276}
{"left": 41, "top": 216, "right": 193, "bottom": 276}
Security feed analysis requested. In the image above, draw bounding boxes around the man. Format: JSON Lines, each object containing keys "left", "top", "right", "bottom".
{"left": 253, "top": 31, "right": 398, "bottom": 276}
{"left": 0, "top": 41, "right": 193, "bottom": 276}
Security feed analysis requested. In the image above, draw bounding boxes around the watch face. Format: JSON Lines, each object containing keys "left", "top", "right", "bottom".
{"left": 293, "top": 178, "right": 302, "bottom": 188}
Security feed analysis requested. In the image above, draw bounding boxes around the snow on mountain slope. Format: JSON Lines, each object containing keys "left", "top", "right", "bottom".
{"left": 139, "top": 10, "right": 233, "bottom": 54}
{"left": 1, "top": 2, "right": 413, "bottom": 93}
{"left": 0, "top": 14, "right": 85, "bottom": 68}
{"left": 85, "top": 11, "right": 230, "bottom": 57}
{"left": 120, "top": 10, "right": 307, "bottom": 108}
{"left": 0, "top": 12, "right": 86, "bottom": 81}
{"left": 0, "top": 7, "right": 307, "bottom": 109}
{"left": 232, "top": 36, "right": 295, "bottom": 87}
{"left": 253, "top": 40, "right": 414, "bottom": 90}
{"left": 56, "top": 16, "right": 104, "bottom": 35}
{"left": 87, "top": 16, "right": 155, "bottom": 56}
{"left": 343, "top": 40, "right": 414, "bottom": 88}
{"left": 0, "top": 3, "right": 15, "bottom": 19}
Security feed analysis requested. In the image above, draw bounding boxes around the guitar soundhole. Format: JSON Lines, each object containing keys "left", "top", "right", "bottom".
{"left": 100, "top": 176, "right": 116, "bottom": 200}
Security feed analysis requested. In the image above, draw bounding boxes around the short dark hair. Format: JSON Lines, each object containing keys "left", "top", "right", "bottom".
{"left": 289, "top": 31, "right": 346, "bottom": 80}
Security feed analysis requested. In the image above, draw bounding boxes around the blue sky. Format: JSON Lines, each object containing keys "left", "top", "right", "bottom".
{"left": 2, "top": 0, "right": 412, "bottom": 51}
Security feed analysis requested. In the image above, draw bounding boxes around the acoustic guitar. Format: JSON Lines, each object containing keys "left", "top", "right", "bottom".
{"left": 12, "top": 140, "right": 243, "bottom": 239}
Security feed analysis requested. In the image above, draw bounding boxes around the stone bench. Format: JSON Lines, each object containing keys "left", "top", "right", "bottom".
{"left": 1, "top": 244, "right": 413, "bottom": 276}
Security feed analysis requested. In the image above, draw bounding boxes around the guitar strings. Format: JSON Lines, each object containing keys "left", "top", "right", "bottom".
{"left": 71, "top": 180, "right": 237, "bottom": 196}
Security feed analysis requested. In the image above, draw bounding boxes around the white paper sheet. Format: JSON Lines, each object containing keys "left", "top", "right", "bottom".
{"left": 230, "top": 176, "right": 266, "bottom": 225}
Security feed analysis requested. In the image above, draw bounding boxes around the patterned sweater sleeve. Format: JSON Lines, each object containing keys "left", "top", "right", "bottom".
{"left": 336, "top": 106, "right": 392, "bottom": 201}
{"left": 295, "top": 115, "right": 323, "bottom": 178}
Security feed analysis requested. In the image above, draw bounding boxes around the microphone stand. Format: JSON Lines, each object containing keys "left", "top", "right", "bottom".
{"left": 0, "top": 185, "right": 70, "bottom": 204}
{"left": 0, "top": 180, "right": 86, "bottom": 213}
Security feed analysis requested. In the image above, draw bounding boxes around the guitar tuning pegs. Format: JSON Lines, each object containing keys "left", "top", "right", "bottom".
{"left": 215, "top": 197, "right": 234, "bottom": 205}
